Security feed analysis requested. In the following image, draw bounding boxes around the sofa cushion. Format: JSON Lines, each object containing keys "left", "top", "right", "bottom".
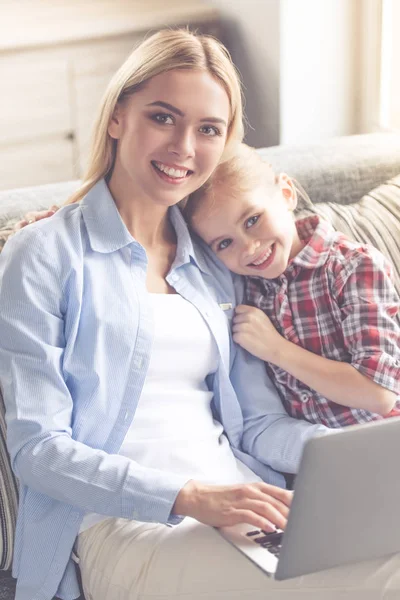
{"left": 299, "top": 174, "right": 400, "bottom": 326}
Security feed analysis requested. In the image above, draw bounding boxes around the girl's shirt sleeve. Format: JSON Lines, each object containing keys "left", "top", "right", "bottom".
{"left": 336, "top": 246, "right": 400, "bottom": 395}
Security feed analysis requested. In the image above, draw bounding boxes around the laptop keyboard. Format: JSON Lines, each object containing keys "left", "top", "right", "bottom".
{"left": 246, "top": 529, "right": 283, "bottom": 557}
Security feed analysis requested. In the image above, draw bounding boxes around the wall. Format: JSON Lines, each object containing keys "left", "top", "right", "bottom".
{"left": 206, "top": 0, "right": 281, "bottom": 147}
{"left": 208, "top": 0, "right": 362, "bottom": 147}
{"left": 279, "top": 0, "right": 361, "bottom": 144}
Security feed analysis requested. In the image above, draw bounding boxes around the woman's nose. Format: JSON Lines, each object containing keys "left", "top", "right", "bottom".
{"left": 168, "top": 129, "right": 195, "bottom": 158}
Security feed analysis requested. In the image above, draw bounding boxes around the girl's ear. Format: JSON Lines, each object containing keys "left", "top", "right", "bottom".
{"left": 277, "top": 173, "right": 298, "bottom": 212}
{"left": 108, "top": 103, "right": 124, "bottom": 140}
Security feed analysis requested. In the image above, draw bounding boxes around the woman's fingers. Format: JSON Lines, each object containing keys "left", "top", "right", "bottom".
{"left": 232, "top": 508, "right": 276, "bottom": 532}
{"left": 258, "top": 482, "right": 293, "bottom": 508}
{"left": 174, "top": 481, "right": 293, "bottom": 530}
{"left": 240, "top": 498, "right": 288, "bottom": 530}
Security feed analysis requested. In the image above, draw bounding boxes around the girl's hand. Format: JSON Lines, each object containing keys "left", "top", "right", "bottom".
{"left": 232, "top": 305, "right": 284, "bottom": 364}
{"left": 14, "top": 205, "right": 59, "bottom": 230}
{"left": 172, "top": 480, "right": 292, "bottom": 531}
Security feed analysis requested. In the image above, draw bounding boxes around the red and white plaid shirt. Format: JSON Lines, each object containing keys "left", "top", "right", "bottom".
{"left": 245, "top": 215, "right": 400, "bottom": 428}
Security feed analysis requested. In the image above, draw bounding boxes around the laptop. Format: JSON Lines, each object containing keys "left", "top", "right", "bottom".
{"left": 217, "top": 416, "right": 400, "bottom": 580}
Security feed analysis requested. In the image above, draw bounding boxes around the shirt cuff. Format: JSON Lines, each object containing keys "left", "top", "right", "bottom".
{"left": 352, "top": 351, "right": 400, "bottom": 395}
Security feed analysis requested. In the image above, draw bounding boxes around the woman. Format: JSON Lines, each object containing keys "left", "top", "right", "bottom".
{"left": 1, "top": 29, "right": 398, "bottom": 600}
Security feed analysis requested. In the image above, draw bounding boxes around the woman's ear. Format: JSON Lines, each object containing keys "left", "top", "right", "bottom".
{"left": 277, "top": 173, "right": 298, "bottom": 212}
{"left": 108, "top": 103, "right": 124, "bottom": 140}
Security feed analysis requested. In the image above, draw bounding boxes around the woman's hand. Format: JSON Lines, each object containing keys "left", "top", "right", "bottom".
{"left": 172, "top": 480, "right": 292, "bottom": 531}
{"left": 232, "top": 305, "right": 284, "bottom": 364}
{"left": 14, "top": 205, "right": 59, "bottom": 230}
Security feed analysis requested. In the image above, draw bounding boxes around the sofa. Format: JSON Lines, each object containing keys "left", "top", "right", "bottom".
{"left": 0, "top": 132, "right": 400, "bottom": 600}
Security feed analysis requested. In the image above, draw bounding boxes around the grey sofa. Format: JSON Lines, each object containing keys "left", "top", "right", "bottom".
{"left": 0, "top": 132, "right": 400, "bottom": 600}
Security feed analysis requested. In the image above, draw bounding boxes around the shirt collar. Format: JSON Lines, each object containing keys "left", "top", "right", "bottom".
{"left": 168, "top": 202, "right": 212, "bottom": 275}
{"left": 291, "top": 215, "right": 335, "bottom": 269}
{"left": 80, "top": 179, "right": 135, "bottom": 253}
{"left": 80, "top": 179, "right": 212, "bottom": 274}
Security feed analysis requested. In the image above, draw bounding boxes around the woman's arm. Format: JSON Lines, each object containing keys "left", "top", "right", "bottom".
{"left": 0, "top": 226, "right": 188, "bottom": 525}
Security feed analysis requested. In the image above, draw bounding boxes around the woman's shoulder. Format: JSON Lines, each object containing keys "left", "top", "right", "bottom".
{"left": 0, "top": 202, "right": 85, "bottom": 278}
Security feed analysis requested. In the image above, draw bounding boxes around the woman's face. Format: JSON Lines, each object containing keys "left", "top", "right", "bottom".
{"left": 108, "top": 69, "right": 231, "bottom": 209}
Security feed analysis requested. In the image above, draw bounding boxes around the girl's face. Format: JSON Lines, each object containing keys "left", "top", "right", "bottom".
{"left": 191, "top": 180, "right": 304, "bottom": 279}
{"left": 108, "top": 69, "right": 230, "bottom": 209}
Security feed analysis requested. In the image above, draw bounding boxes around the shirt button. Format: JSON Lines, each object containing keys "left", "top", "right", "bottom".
{"left": 70, "top": 511, "right": 80, "bottom": 524}
{"left": 300, "top": 392, "right": 310, "bottom": 403}
{"left": 133, "top": 356, "right": 143, "bottom": 369}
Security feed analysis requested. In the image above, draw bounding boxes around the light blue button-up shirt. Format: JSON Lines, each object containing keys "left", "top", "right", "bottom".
{"left": 0, "top": 180, "right": 327, "bottom": 600}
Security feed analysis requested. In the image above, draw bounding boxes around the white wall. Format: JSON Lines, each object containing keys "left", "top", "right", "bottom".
{"left": 280, "top": 0, "right": 361, "bottom": 144}
{"left": 207, "top": 0, "right": 362, "bottom": 147}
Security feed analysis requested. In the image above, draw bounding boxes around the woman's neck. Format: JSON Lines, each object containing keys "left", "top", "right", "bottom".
{"left": 108, "top": 175, "right": 176, "bottom": 249}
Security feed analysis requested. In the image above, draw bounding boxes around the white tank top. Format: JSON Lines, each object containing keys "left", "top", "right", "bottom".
{"left": 79, "top": 294, "right": 260, "bottom": 533}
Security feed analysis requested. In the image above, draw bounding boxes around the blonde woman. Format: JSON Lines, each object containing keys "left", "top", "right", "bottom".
{"left": 1, "top": 29, "right": 398, "bottom": 600}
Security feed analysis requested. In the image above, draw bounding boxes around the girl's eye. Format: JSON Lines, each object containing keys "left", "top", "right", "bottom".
{"left": 152, "top": 113, "right": 174, "bottom": 125}
{"left": 199, "top": 125, "right": 222, "bottom": 137}
{"left": 245, "top": 215, "right": 259, "bottom": 228}
{"left": 217, "top": 238, "right": 232, "bottom": 251}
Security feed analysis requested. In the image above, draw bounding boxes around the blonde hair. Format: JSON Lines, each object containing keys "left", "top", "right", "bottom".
{"left": 66, "top": 28, "right": 244, "bottom": 205}
{"left": 183, "top": 143, "right": 312, "bottom": 223}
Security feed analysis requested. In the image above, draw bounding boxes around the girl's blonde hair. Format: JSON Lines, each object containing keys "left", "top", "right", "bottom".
{"left": 183, "top": 143, "right": 312, "bottom": 223}
{"left": 66, "top": 28, "right": 244, "bottom": 205}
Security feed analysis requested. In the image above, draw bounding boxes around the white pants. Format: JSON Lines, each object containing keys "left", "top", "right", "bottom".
{"left": 76, "top": 517, "right": 400, "bottom": 600}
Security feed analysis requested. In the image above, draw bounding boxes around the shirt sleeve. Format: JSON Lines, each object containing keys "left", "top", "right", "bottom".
{"left": 0, "top": 229, "right": 187, "bottom": 524}
{"left": 336, "top": 247, "right": 400, "bottom": 395}
{"left": 232, "top": 274, "right": 329, "bottom": 474}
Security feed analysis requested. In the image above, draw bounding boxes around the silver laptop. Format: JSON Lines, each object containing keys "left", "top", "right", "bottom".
{"left": 218, "top": 416, "right": 400, "bottom": 580}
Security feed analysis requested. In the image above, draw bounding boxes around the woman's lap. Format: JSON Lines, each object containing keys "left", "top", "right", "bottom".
{"left": 76, "top": 517, "right": 400, "bottom": 600}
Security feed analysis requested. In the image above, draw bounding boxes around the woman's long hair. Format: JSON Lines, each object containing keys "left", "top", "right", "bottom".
{"left": 66, "top": 28, "right": 244, "bottom": 205}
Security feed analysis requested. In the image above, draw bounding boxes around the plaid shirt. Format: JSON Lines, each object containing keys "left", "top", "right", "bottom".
{"left": 245, "top": 215, "right": 400, "bottom": 428}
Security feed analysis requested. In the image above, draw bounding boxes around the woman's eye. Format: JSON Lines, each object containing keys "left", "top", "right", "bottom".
{"left": 152, "top": 113, "right": 174, "bottom": 125}
{"left": 199, "top": 125, "right": 221, "bottom": 137}
{"left": 217, "top": 239, "right": 232, "bottom": 251}
{"left": 245, "top": 215, "right": 259, "bottom": 228}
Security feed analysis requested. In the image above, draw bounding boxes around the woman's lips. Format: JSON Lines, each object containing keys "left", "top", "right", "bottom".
{"left": 151, "top": 161, "right": 193, "bottom": 185}
{"left": 248, "top": 244, "right": 276, "bottom": 270}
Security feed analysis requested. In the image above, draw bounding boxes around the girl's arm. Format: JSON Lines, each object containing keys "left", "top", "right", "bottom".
{"left": 233, "top": 250, "right": 400, "bottom": 417}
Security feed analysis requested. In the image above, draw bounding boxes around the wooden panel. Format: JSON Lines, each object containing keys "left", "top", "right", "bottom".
{"left": 0, "top": 0, "right": 219, "bottom": 52}
{"left": 0, "top": 137, "right": 75, "bottom": 190}
{"left": 72, "top": 35, "right": 143, "bottom": 174}
{"left": 0, "top": 53, "right": 72, "bottom": 145}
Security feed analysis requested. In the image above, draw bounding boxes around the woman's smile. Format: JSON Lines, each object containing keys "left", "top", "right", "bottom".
{"left": 151, "top": 160, "right": 194, "bottom": 184}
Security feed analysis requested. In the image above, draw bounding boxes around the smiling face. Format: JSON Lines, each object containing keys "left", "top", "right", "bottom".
{"left": 191, "top": 178, "right": 304, "bottom": 278}
{"left": 107, "top": 68, "right": 230, "bottom": 210}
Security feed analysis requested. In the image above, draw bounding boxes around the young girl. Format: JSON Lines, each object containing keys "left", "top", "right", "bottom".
{"left": 185, "top": 143, "right": 400, "bottom": 427}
